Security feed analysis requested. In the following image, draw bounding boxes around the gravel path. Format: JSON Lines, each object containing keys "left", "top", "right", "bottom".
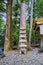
{"left": 0, "top": 48, "right": 43, "bottom": 65}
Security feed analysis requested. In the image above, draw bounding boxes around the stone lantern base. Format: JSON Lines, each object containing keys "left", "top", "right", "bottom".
{"left": 19, "top": 44, "right": 27, "bottom": 54}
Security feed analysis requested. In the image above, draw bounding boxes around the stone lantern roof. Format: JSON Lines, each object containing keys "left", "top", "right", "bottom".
{"left": 35, "top": 18, "right": 43, "bottom": 25}
{"left": 34, "top": 18, "right": 43, "bottom": 30}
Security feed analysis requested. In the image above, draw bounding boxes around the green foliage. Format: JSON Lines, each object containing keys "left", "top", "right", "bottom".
{"left": 35, "top": 31, "right": 40, "bottom": 43}
{"left": 32, "top": 29, "right": 40, "bottom": 44}
{"left": 34, "top": 0, "right": 43, "bottom": 18}
{"left": 12, "top": 18, "right": 20, "bottom": 46}
{"left": 11, "top": 0, "right": 20, "bottom": 46}
{"left": 0, "top": 1, "right": 6, "bottom": 12}
{"left": 0, "top": 16, "right": 6, "bottom": 34}
{"left": 0, "top": 35, "right": 5, "bottom": 46}
{"left": 26, "top": 21, "right": 30, "bottom": 41}
{"left": 0, "top": 15, "right": 6, "bottom": 46}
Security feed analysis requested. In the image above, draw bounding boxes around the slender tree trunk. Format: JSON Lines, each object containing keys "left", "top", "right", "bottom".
{"left": 4, "top": 0, "right": 12, "bottom": 53}
{"left": 29, "top": 0, "right": 34, "bottom": 50}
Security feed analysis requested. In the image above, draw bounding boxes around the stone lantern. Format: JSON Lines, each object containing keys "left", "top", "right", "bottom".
{"left": 34, "top": 18, "right": 43, "bottom": 50}
{"left": 19, "top": 3, "right": 27, "bottom": 54}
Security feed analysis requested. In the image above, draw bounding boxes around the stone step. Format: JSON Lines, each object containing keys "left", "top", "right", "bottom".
{"left": 20, "top": 31, "right": 26, "bottom": 34}
{"left": 19, "top": 40, "right": 27, "bottom": 43}
{"left": 20, "top": 34, "right": 26, "bottom": 36}
{"left": 20, "top": 27, "right": 26, "bottom": 30}
{"left": 20, "top": 30, "right": 26, "bottom": 32}
{"left": 19, "top": 44, "right": 27, "bottom": 48}
{"left": 19, "top": 35, "right": 26, "bottom": 38}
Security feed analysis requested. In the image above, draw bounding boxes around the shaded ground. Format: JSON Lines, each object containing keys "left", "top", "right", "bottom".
{"left": 0, "top": 48, "right": 43, "bottom": 65}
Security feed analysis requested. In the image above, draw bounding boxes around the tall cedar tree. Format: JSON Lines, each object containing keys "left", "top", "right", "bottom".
{"left": 4, "top": 0, "right": 12, "bottom": 53}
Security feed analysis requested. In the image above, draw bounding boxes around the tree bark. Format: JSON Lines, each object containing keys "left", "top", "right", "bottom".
{"left": 28, "top": 0, "right": 34, "bottom": 50}
{"left": 4, "top": 0, "right": 12, "bottom": 53}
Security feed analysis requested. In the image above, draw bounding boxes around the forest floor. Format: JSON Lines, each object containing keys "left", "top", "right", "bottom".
{"left": 0, "top": 48, "right": 43, "bottom": 65}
